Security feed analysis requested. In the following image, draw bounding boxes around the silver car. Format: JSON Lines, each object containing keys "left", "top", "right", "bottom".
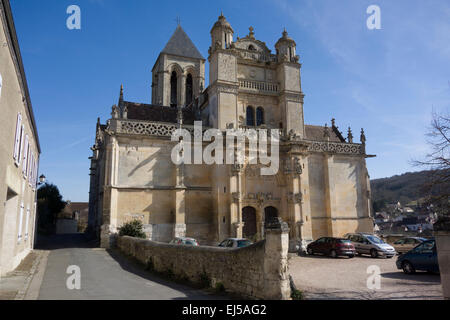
{"left": 218, "top": 238, "right": 253, "bottom": 248}
{"left": 345, "top": 233, "right": 396, "bottom": 258}
{"left": 169, "top": 237, "right": 199, "bottom": 246}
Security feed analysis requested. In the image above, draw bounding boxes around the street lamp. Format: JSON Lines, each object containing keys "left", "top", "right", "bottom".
{"left": 38, "top": 174, "right": 46, "bottom": 185}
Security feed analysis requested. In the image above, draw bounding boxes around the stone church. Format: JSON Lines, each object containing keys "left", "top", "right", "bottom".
{"left": 88, "top": 14, "right": 374, "bottom": 250}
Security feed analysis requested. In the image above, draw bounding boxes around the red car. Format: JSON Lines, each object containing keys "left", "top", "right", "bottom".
{"left": 307, "top": 237, "right": 356, "bottom": 258}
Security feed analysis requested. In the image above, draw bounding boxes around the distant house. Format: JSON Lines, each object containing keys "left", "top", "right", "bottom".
{"left": 56, "top": 202, "right": 89, "bottom": 234}
{"left": 374, "top": 212, "right": 389, "bottom": 224}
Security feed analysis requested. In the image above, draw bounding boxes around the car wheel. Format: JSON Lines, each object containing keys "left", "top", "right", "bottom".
{"left": 307, "top": 247, "right": 314, "bottom": 255}
{"left": 348, "top": 255, "right": 355, "bottom": 259}
{"left": 402, "top": 261, "right": 415, "bottom": 274}
{"left": 370, "top": 249, "right": 378, "bottom": 258}
{"left": 330, "top": 250, "right": 337, "bottom": 258}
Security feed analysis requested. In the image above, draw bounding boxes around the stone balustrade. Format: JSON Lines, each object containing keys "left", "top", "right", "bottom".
{"left": 238, "top": 79, "right": 279, "bottom": 94}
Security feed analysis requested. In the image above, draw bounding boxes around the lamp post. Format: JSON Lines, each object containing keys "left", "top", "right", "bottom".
{"left": 38, "top": 174, "right": 46, "bottom": 186}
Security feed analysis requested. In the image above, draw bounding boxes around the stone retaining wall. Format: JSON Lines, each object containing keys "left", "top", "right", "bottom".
{"left": 116, "top": 221, "right": 291, "bottom": 300}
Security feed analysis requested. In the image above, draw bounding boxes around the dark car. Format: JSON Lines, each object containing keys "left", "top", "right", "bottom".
{"left": 307, "top": 237, "right": 356, "bottom": 258}
{"left": 396, "top": 240, "right": 439, "bottom": 274}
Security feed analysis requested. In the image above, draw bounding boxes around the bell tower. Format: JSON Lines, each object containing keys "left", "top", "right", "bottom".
{"left": 211, "top": 12, "right": 234, "bottom": 50}
{"left": 208, "top": 13, "right": 239, "bottom": 129}
{"left": 275, "top": 29, "right": 305, "bottom": 137}
{"left": 151, "top": 25, "right": 205, "bottom": 107}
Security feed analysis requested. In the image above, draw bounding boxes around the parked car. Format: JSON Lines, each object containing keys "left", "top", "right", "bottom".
{"left": 392, "top": 237, "right": 428, "bottom": 254}
{"left": 306, "top": 237, "right": 356, "bottom": 258}
{"left": 218, "top": 238, "right": 253, "bottom": 248}
{"left": 345, "top": 233, "right": 396, "bottom": 258}
{"left": 169, "top": 237, "right": 199, "bottom": 246}
{"left": 396, "top": 240, "right": 439, "bottom": 274}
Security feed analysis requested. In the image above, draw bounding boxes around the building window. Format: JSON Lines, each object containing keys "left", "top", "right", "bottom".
{"left": 25, "top": 207, "right": 30, "bottom": 241}
{"left": 248, "top": 45, "right": 255, "bottom": 51}
{"left": 18, "top": 203, "right": 24, "bottom": 242}
{"left": 256, "top": 107, "right": 264, "bottom": 126}
{"left": 170, "top": 71, "right": 177, "bottom": 107}
{"left": 13, "top": 113, "right": 22, "bottom": 164}
{"left": 22, "top": 135, "right": 29, "bottom": 177}
{"left": 185, "top": 73, "right": 193, "bottom": 106}
{"left": 246, "top": 106, "right": 255, "bottom": 126}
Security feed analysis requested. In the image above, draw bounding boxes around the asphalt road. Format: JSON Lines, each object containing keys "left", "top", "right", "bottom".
{"left": 36, "top": 234, "right": 222, "bottom": 300}
{"left": 289, "top": 253, "right": 443, "bottom": 300}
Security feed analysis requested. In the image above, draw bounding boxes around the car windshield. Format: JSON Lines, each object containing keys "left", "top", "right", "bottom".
{"left": 366, "top": 235, "right": 384, "bottom": 244}
{"left": 237, "top": 240, "right": 252, "bottom": 248}
{"left": 184, "top": 240, "right": 198, "bottom": 245}
{"left": 338, "top": 239, "right": 351, "bottom": 243}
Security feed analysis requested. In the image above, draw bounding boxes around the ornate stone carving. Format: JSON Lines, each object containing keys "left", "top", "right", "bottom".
{"left": 232, "top": 163, "right": 243, "bottom": 175}
{"left": 307, "top": 141, "right": 364, "bottom": 155}
{"left": 215, "top": 84, "right": 238, "bottom": 94}
{"left": 347, "top": 127, "right": 353, "bottom": 143}
{"left": 232, "top": 192, "right": 241, "bottom": 203}
{"left": 360, "top": 128, "right": 366, "bottom": 145}
{"left": 118, "top": 120, "right": 178, "bottom": 136}
{"left": 294, "top": 158, "right": 303, "bottom": 175}
{"left": 287, "top": 192, "right": 302, "bottom": 204}
{"left": 282, "top": 158, "right": 302, "bottom": 175}
{"left": 111, "top": 105, "right": 119, "bottom": 119}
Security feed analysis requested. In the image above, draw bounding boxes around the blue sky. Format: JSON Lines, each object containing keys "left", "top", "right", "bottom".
{"left": 9, "top": 0, "right": 450, "bottom": 202}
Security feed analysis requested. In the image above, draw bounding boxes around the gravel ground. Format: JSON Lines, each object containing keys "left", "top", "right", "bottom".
{"left": 289, "top": 253, "right": 443, "bottom": 300}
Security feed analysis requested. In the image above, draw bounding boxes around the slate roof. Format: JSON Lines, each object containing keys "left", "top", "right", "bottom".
{"left": 161, "top": 25, "right": 204, "bottom": 60}
{"left": 304, "top": 125, "right": 345, "bottom": 143}
{"left": 124, "top": 101, "right": 196, "bottom": 125}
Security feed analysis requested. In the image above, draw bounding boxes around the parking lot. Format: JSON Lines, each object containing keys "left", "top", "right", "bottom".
{"left": 289, "top": 254, "right": 443, "bottom": 300}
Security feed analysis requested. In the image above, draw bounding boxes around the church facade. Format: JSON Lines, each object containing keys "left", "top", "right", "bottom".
{"left": 88, "top": 14, "right": 374, "bottom": 250}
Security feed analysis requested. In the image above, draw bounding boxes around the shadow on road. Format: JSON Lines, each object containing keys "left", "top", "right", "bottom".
{"left": 105, "top": 248, "right": 231, "bottom": 300}
{"left": 381, "top": 272, "right": 441, "bottom": 283}
{"left": 36, "top": 233, "right": 230, "bottom": 300}
{"left": 35, "top": 233, "right": 98, "bottom": 250}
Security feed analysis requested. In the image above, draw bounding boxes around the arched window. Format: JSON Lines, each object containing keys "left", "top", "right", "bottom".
{"left": 170, "top": 71, "right": 177, "bottom": 107}
{"left": 248, "top": 45, "right": 255, "bottom": 51}
{"left": 246, "top": 106, "right": 255, "bottom": 126}
{"left": 185, "top": 73, "right": 193, "bottom": 106}
{"left": 256, "top": 107, "right": 264, "bottom": 126}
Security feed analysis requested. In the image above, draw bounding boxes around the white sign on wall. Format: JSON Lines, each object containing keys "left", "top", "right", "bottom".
{"left": 0, "top": 73, "right": 3, "bottom": 100}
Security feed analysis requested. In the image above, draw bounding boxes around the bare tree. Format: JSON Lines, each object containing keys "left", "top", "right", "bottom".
{"left": 414, "top": 111, "right": 450, "bottom": 226}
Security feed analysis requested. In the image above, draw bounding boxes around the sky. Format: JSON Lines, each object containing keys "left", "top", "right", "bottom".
{"left": 9, "top": 0, "right": 450, "bottom": 202}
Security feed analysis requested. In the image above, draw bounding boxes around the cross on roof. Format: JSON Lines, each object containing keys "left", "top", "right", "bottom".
{"left": 175, "top": 16, "right": 181, "bottom": 26}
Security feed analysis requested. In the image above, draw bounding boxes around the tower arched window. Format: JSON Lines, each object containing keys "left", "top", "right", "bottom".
{"left": 248, "top": 45, "right": 255, "bottom": 51}
{"left": 246, "top": 106, "right": 255, "bottom": 126}
{"left": 256, "top": 107, "right": 264, "bottom": 126}
{"left": 185, "top": 73, "right": 193, "bottom": 106}
{"left": 170, "top": 71, "right": 177, "bottom": 107}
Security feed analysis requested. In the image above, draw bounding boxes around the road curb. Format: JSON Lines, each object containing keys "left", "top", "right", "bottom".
{"left": 15, "top": 250, "right": 49, "bottom": 300}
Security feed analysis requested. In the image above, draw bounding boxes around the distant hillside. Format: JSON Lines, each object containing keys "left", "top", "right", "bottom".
{"left": 370, "top": 170, "right": 435, "bottom": 211}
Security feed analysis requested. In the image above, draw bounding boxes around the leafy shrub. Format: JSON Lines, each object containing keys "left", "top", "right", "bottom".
{"left": 291, "top": 289, "right": 303, "bottom": 300}
{"left": 118, "top": 220, "right": 147, "bottom": 239}
{"left": 215, "top": 282, "right": 225, "bottom": 293}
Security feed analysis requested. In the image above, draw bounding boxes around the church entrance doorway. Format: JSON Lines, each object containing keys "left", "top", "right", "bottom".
{"left": 242, "top": 206, "right": 257, "bottom": 238}
{"left": 264, "top": 206, "right": 278, "bottom": 226}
